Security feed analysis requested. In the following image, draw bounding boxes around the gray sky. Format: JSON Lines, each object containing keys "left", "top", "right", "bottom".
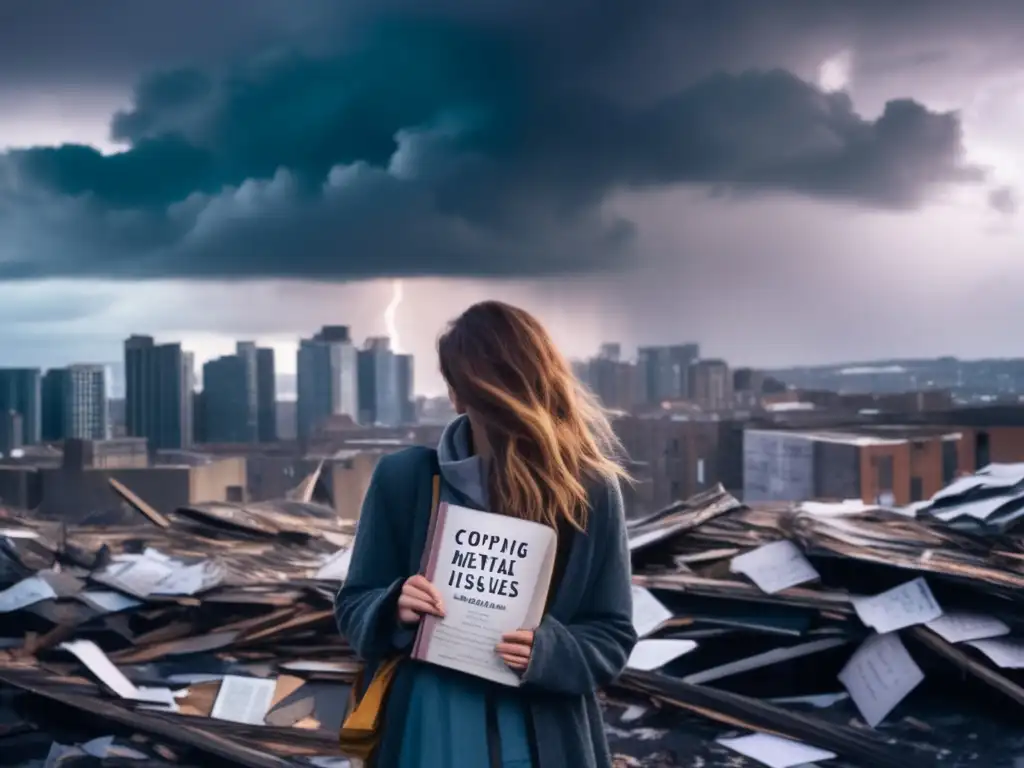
{"left": 1, "top": 0, "right": 1023, "bottom": 394}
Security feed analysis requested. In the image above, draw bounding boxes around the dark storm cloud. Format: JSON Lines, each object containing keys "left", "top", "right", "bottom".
{"left": 0, "top": 1, "right": 995, "bottom": 281}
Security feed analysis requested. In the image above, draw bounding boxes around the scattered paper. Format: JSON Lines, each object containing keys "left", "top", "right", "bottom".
{"left": 838, "top": 633, "right": 924, "bottom": 727}
{"left": 0, "top": 528, "right": 39, "bottom": 539}
{"left": 59, "top": 639, "right": 177, "bottom": 706}
{"left": 43, "top": 742, "right": 83, "bottom": 767}
{"left": 627, "top": 639, "right": 698, "bottom": 671}
{"left": 621, "top": 704, "right": 648, "bottom": 722}
{"left": 631, "top": 586, "right": 673, "bottom": 638}
{"left": 925, "top": 612, "right": 1010, "bottom": 644}
{"left": 717, "top": 733, "right": 837, "bottom": 768}
{"left": 210, "top": 675, "right": 277, "bottom": 725}
{"left": 79, "top": 590, "right": 143, "bottom": 614}
{"left": 315, "top": 548, "right": 352, "bottom": 581}
{"left": 151, "top": 560, "right": 225, "bottom": 596}
{"left": 96, "top": 558, "right": 175, "bottom": 597}
{"left": 0, "top": 575, "right": 57, "bottom": 613}
{"left": 852, "top": 578, "right": 943, "bottom": 634}
{"left": 966, "top": 637, "right": 1024, "bottom": 669}
{"left": 729, "top": 540, "right": 820, "bottom": 594}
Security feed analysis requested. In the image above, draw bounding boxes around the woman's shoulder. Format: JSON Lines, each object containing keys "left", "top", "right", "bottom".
{"left": 583, "top": 471, "right": 626, "bottom": 530}
{"left": 374, "top": 445, "right": 438, "bottom": 478}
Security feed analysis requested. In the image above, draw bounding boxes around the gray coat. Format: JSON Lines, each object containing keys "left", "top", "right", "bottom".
{"left": 335, "top": 444, "right": 637, "bottom": 768}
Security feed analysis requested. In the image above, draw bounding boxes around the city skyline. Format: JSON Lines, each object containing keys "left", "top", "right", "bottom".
{"left": 4, "top": 3, "right": 1024, "bottom": 394}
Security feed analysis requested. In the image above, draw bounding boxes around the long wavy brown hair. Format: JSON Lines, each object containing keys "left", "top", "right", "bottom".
{"left": 438, "top": 301, "right": 629, "bottom": 531}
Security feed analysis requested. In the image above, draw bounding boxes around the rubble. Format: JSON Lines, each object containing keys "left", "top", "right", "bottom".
{"left": 2, "top": 465, "right": 1024, "bottom": 767}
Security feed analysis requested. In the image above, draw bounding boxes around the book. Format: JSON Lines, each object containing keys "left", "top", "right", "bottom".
{"left": 412, "top": 502, "right": 558, "bottom": 686}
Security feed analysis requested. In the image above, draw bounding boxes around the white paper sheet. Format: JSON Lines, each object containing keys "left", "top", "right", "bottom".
{"left": 631, "top": 585, "right": 673, "bottom": 638}
{"left": 729, "top": 540, "right": 820, "bottom": 594}
{"left": 0, "top": 574, "right": 57, "bottom": 613}
{"left": 0, "top": 528, "right": 39, "bottom": 539}
{"left": 315, "top": 548, "right": 352, "bottom": 581}
{"left": 626, "top": 639, "right": 698, "bottom": 671}
{"left": 925, "top": 612, "right": 1010, "bottom": 644}
{"left": 717, "top": 733, "right": 837, "bottom": 768}
{"left": 966, "top": 637, "right": 1024, "bottom": 669}
{"left": 151, "top": 561, "right": 224, "bottom": 596}
{"left": 79, "top": 590, "right": 143, "bottom": 614}
{"left": 59, "top": 639, "right": 177, "bottom": 705}
{"left": 210, "top": 675, "right": 277, "bottom": 725}
{"left": 838, "top": 633, "right": 924, "bottom": 727}
{"left": 851, "top": 578, "right": 943, "bottom": 634}
{"left": 96, "top": 558, "right": 175, "bottom": 597}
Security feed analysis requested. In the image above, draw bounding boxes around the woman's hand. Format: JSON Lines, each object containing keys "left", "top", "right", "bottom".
{"left": 496, "top": 630, "right": 534, "bottom": 671}
{"left": 397, "top": 574, "right": 445, "bottom": 625}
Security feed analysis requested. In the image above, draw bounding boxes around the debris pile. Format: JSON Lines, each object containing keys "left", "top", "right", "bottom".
{"left": 2, "top": 465, "right": 1024, "bottom": 766}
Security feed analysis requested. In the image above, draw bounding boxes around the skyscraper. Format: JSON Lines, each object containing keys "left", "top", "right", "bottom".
{"left": 42, "top": 365, "right": 109, "bottom": 440}
{"left": 296, "top": 326, "right": 358, "bottom": 441}
{"left": 638, "top": 344, "right": 700, "bottom": 404}
{"left": 256, "top": 347, "right": 277, "bottom": 442}
{"left": 396, "top": 353, "right": 416, "bottom": 424}
{"left": 0, "top": 368, "right": 41, "bottom": 445}
{"left": 357, "top": 337, "right": 400, "bottom": 426}
{"left": 124, "top": 335, "right": 194, "bottom": 450}
{"left": 202, "top": 354, "right": 256, "bottom": 443}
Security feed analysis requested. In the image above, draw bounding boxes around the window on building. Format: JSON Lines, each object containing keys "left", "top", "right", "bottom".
{"left": 696, "top": 458, "right": 705, "bottom": 485}
{"left": 910, "top": 476, "right": 924, "bottom": 502}
{"left": 975, "top": 432, "right": 990, "bottom": 472}
{"left": 875, "top": 454, "right": 894, "bottom": 493}
{"left": 942, "top": 440, "right": 959, "bottom": 484}
{"left": 670, "top": 438, "right": 680, "bottom": 456}
{"left": 670, "top": 480, "right": 681, "bottom": 499}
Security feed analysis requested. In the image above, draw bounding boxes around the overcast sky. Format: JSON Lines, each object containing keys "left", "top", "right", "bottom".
{"left": 2, "top": 0, "right": 1023, "bottom": 394}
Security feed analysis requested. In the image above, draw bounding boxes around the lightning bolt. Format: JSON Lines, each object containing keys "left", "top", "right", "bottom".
{"left": 384, "top": 279, "right": 404, "bottom": 353}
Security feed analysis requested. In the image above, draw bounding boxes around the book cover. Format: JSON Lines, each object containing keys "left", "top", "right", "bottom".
{"left": 412, "top": 503, "right": 557, "bottom": 686}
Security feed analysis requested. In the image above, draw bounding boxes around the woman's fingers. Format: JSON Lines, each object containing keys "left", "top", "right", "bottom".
{"left": 398, "top": 594, "right": 441, "bottom": 617}
{"left": 501, "top": 630, "right": 533, "bottom": 646}
{"left": 498, "top": 652, "right": 528, "bottom": 670}
{"left": 405, "top": 576, "right": 446, "bottom": 614}
{"left": 495, "top": 642, "right": 531, "bottom": 659}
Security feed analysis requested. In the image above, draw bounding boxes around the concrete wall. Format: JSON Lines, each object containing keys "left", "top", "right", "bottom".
{"left": 742, "top": 430, "right": 814, "bottom": 502}
{"left": 37, "top": 458, "right": 246, "bottom": 522}
{"left": 329, "top": 452, "right": 381, "bottom": 521}
{"left": 0, "top": 467, "right": 39, "bottom": 510}
{"left": 614, "top": 416, "right": 723, "bottom": 513}
{"left": 190, "top": 457, "right": 246, "bottom": 503}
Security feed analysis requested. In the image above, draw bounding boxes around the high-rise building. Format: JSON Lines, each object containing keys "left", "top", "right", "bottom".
{"left": 202, "top": 353, "right": 256, "bottom": 443}
{"left": 638, "top": 344, "right": 700, "bottom": 404}
{"left": 42, "top": 365, "right": 108, "bottom": 440}
{"left": 0, "top": 410, "right": 23, "bottom": 454}
{"left": 690, "top": 359, "right": 733, "bottom": 411}
{"left": 124, "top": 335, "right": 194, "bottom": 450}
{"left": 236, "top": 342, "right": 259, "bottom": 441}
{"left": 357, "top": 337, "right": 401, "bottom": 426}
{"left": 587, "top": 356, "right": 642, "bottom": 411}
{"left": 396, "top": 353, "right": 416, "bottom": 424}
{"left": 256, "top": 347, "right": 277, "bottom": 442}
{"left": 296, "top": 326, "right": 358, "bottom": 441}
{"left": 0, "top": 368, "right": 41, "bottom": 445}
{"left": 41, "top": 368, "right": 67, "bottom": 442}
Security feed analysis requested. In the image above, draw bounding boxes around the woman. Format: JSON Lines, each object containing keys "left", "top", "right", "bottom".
{"left": 335, "top": 300, "right": 637, "bottom": 768}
